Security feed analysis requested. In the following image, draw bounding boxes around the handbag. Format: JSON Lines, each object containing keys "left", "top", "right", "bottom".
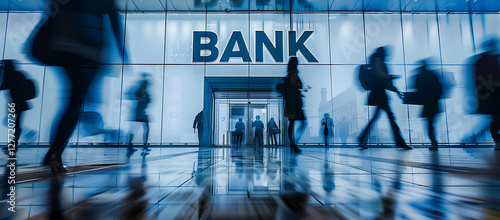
{"left": 403, "top": 92, "right": 424, "bottom": 105}
{"left": 272, "top": 127, "right": 281, "bottom": 134}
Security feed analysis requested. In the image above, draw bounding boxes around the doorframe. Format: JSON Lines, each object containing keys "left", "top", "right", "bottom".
{"left": 202, "top": 77, "right": 283, "bottom": 147}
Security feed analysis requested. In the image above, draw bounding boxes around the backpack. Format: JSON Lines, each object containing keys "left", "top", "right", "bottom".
{"left": 358, "top": 64, "right": 374, "bottom": 90}
{"left": 24, "top": 79, "right": 37, "bottom": 100}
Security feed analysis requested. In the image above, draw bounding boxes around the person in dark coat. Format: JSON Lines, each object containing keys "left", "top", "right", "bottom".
{"left": 321, "top": 113, "right": 334, "bottom": 148}
{"left": 1, "top": 60, "right": 32, "bottom": 151}
{"left": 474, "top": 38, "right": 500, "bottom": 150}
{"left": 128, "top": 74, "right": 151, "bottom": 153}
{"left": 235, "top": 118, "right": 245, "bottom": 146}
{"left": 279, "top": 57, "right": 307, "bottom": 153}
{"left": 252, "top": 115, "right": 265, "bottom": 147}
{"left": 268, "top": 117, "right": 279, "bottom": 146}
{"left": 193, "top": 110, "right": 204, "bottom": 144}
{"left": 358, "top": 47, "right": 411, "bottom": 149}
{"left": 40, "top": 0, "right": 125, "bottom": 177}
{"left": 413, "top": 60, "right": 443, "bottom": 150}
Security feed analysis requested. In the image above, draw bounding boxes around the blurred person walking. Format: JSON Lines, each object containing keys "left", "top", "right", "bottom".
{"left": 474, "top": 38, "right": 500, "bottom": 150}
{"left": 412, "top": 61, "right": 443, "bottom": 150}
{"left": 29, "top": 0, "right": 125, "bottom": 175}
{"left": 1, "top": 60, "right": 37, "bottom": 151}
{"left": 128, "top": 74, "right": 152, "bottom": 154}
{"left": 277, "top": 57, "right": 307, "bottom": 153}
{"left": 358, "top": 47, "right": 411, "bottom": 149}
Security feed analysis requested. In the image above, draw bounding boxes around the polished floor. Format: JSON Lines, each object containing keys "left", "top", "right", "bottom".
{"left": 2, "top": 145, "right": 500, "bottom": 219}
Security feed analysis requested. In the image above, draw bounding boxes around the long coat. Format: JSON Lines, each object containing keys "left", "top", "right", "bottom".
{"left": 475, "top": 53, "right": 500, "bottom": 115}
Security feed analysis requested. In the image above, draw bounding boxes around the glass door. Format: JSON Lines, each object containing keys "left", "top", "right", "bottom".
{"left": 214, "top": 97, "right": 283, "bottom": 146}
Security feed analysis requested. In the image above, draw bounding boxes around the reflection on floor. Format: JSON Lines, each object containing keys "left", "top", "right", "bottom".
{"left": 2, "top": 146, "right": 500, "bottom": 219}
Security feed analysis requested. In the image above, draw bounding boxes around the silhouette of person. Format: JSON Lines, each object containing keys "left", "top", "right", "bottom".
{"left": 235, "top": 118, "right": 245, "bottom": 146}
{"left": 413, "top": 60, "right": 443, "bottom": 150}
{"left": 268, "top": 117, "right": 279, "bottom": 146}
{"left": 193, "top": 110, "right": 204, "bottom": 144}
{"left": 474, "top": 38, "right": 500, "bottom": 150}
{"left": 358, "top": 47, "right": 412, "bottom": 149}
{"left": 278, "top": 57, "right": 307, "bottom": 153}
{"left": 38, "top": 0, "right": 125, "bottom": 176}
{"left": 1, "top": 60, "right": 34, "bottom": 151}
{"left": 128, "top": 74, "right": 151, "bottom": 153}
{"left": 252, "top": 115, "right": 264, "bottom": 147}
{"left": 321, "top": 113, "right": 334, "bottom": 148}
{"left": 338, "top": 117, "right": 349, "bottom": 144}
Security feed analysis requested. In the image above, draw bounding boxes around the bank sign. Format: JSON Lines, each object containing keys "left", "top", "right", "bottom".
{"left": 193, "top": 31, "right": 318, "bottom": 63}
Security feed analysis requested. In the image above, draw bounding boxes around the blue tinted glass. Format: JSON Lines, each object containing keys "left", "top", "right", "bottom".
{"left": 162, "top": 65, "right": 204, "bottom": 144}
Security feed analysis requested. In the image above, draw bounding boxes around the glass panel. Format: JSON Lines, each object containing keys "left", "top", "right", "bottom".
{"left": 438, "top": 14, "right": 474, "bottom": 64}
{"left": 4, "top": 13, "right": 43, "bottom": 63}
{"left": 401, "top": 14, "right": 441, "bottom": 65}
{"left": 206, "top": 65, "right": 249, "bottom": 77}
{"left": 291, "top": 14, "right": 329, "bottom": 64}
{"left": 206, "top": 14, "right": 250, "bottom": 64}
{"left": 249, "top": 13, "right": 290, "bottom": 64}
{"left": 165, "top": 13, "right": 206, "bottom": 64}
{"left": 124, "top": 13, "right": 165, "bottom": 64}
{"left": 364, "top": 14, "right": 404, "bottom": 65}
{"left": 162, "top": 65, "right": 204, "bottom": 144}
{"left": 329, "top": 14, "right": 366, "bottom": 64}
{"left": 249, "top": 64, "right": 287, "bottom": 77}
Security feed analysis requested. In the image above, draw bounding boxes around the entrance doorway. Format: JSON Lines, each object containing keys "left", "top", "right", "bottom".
{"left": 213, "top": 93, "right": 284, "bottom": 146}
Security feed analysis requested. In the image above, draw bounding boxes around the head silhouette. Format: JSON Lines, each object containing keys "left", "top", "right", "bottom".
{"left": 256, "top": 115, "right": 260, "bottom": 120}
{"left": 270, "top": 117, "right": 275, "bottom": 122}
{"left": 287, "top": 57, "right": 298, "bottom": 73}
{"left": 374, "top": 47, "right": 387, "bottom": 58}
{"left": 324, "top": 113, "right": 330, "bottom": 118}
{"left": 481, "top": 37, "right": 498, "bottom": 53}
{"left": 239, "top": 118, "right": 242, "bottom": 122}
{"left": 3, "top": 60, "right": 14, "bottom": 71}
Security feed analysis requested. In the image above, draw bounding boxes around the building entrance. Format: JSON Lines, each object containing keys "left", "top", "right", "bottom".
{"left": 213, "top": 93, "right": 284, "bottom": 146}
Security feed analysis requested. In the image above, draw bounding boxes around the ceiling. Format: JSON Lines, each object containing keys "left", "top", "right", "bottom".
{"left": 2, "top": 0, "right": 500, "bottom": 12}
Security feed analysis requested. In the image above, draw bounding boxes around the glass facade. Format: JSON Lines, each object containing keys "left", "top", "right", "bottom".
{"left": 0, "top": 11, "right": 498, "bottom": 145}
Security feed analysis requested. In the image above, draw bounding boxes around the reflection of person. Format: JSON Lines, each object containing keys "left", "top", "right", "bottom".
{"left": 358, "top": 47, "right": 412, "bottom": 150}
{"left": 338, "top": 117, "right": 349, "bottom": 144}
{"left": 268, "top": 117, "right": 279, "bottom": 146}
{"left": 128, "top": 74, "right": 151, "bottom": 153}
{"left": 252, "top": 115, "right": 264, "bottom": 147}
{"left": 40, "top": 0, "right": 125, "bottom": 176}
{"left": 321, "top": 113, "right": 334, "bottom": 148}
{"left": 278, "top": 57, "right": 307, "bottom": 153}
{"left": 235, "top": 118, "right": 245, "bottom": 146}
{"left": 1, "top": 60, "right": 33, "bottom": 151}
{"left": 474, "top": 38, "right": 500, "bottom": 150}
{"left": 193, "top": 110, "right": 204, "bottom": 144}
{"left": 413, "top": 61, "right": 443, "bottom": 151}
